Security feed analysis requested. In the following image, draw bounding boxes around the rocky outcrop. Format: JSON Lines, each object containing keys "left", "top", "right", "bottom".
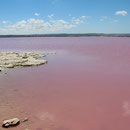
{"left": 0, "top": 67, "right": 3, "bottom": 71}
{"left": 0, "top": 52, "right": 47, "bottom": 71}
{"left": 2, "top": 118, "right": 20, "bottom": 127}
{"left": 1, "top": 117, "right": 29, "bottom": 128}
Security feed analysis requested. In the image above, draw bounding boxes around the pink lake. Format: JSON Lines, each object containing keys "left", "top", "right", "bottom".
{"left": 0, "top": 37, "right": 130, "bottom": 130}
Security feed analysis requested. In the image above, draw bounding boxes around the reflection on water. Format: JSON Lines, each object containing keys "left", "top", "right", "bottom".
{"left": 0, "top": 37, "right": 130, "bottom": 130}
{"left": 123, "top": 101, "right": 130, "bottom": 116}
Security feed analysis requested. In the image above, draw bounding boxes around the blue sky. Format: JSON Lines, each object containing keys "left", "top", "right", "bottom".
{"left": 0, "top": 0, "right": 129, "bottom": 34}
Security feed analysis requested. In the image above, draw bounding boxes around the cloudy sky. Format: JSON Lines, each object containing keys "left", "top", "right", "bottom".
{"left": 0, "top": 0, "right": 129, "bottom": 34}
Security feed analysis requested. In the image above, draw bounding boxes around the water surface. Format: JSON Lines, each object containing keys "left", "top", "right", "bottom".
{"left": 0, "top": 37, "right": 130, "bottom": 130}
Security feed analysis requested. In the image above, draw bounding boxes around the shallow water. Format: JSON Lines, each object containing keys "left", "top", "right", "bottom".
{"left": 0, "top": 37, "right": 130, "bottom": 130}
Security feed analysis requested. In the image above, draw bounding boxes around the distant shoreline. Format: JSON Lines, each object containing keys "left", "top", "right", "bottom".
{"left": 0, "top": 33, "right": 130, "bottom": 38}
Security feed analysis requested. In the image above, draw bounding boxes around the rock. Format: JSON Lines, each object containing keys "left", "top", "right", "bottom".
{"left": 2, "top": 118, "right": 20, "bottom": 128}
{"left": 0, "top": 67, "right": 3, "bottom": 71}
{"left": 0, "top": 52, "right": 48, "bottom": 71}
{"left": 22, "top": 117, "right": 28, "bottom": 122}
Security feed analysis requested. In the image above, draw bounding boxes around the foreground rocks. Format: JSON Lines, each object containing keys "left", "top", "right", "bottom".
{"left": 2, "top": 118, "right": 20, "bottom": 128}
{"left": 0, "top": 52, "right": 47, "bottom": 71}
{"left": 2, "top": 117, "right": 29, "bottom": 128}
{"left": 22, "top": 117, "right": 28, "bottom": 122}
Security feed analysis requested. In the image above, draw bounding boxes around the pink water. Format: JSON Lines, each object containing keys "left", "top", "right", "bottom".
{"left": 0, "top": 37, "right": 130, "bottom": 130}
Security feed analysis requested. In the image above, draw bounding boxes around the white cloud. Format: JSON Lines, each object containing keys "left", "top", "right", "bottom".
{"left": 48, "top": 14, "right": 54, "bottom": 18}
{"left": 115, "top": 11, "right": 128, "bottom": 16}
{"left": 99, "top": 16, "right": 119, "bottom": 23}
{"left": 81, "top": 16, "right": 86, "bottom": 19}
{"left": 2, "top": 21, "right": 7, "bottom": 24}
{"left": 73, "top": 16, "right": 86, "bottom": 24}
{"left": 100, "top": 16, "right": 108, "bottom": 21}
{"left": 72, "top": 17, "right": 85, "bottom": 24}
{"left": 112, "top": 20, "right": 119, "bottom": 23}
{"left": 0, "top": 16, "right": 85, "bottom": 34}
{"left": 34, "top": 13, "right": 40, "bottom": 16}
{"left": 51, "top": 0, "right": 62, "bottom": 5}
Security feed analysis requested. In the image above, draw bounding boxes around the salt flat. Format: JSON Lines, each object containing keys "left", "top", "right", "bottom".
{"left": 0, "top": 52, "right": 47, "bottom": 71}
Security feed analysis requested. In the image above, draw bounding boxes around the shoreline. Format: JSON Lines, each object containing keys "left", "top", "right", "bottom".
{"left": 0, "top": 33, "right": 130, "bottom": 38}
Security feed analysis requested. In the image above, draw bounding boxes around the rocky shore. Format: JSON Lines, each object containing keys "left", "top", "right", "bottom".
{"left": 0, "top": 52, "right": 47, "bottom": 71}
